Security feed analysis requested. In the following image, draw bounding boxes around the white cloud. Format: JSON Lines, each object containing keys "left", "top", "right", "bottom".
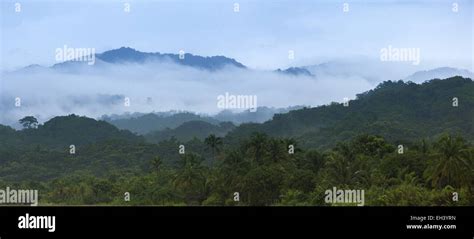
{"left": 0, "top": 61, "right": 375, "bottom": 127}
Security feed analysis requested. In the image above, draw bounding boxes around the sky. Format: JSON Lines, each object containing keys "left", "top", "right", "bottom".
{"left": 1, "top": 0, "right": 473, "bottom": 71}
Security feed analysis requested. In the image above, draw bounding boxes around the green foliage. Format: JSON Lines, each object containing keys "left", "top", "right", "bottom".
{"left": 204, "top": 134, "right": 223, "bottom": 161}
{"left": 226, "top": 76, "right": 474, "bottom": 149}
{"left": 1, "top": 77, "right": 473, "bottom": 206}
{"left": 105, "top": 112, "right": 221, "bottom": 135}
{"left": 146, "top": 121, "right": 234, "bottom": 143}
{"left": 2, "top": 129, "right": 472, "bottom": 206}
{"left": 19, "top": 116, "right": 38, "bottom": 129}
{"left": 425, "top": 134, "right": 472, "bottom": 188}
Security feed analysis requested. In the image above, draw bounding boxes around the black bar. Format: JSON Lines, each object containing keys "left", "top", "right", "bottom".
{"left": 0, "top": 206, "right": 472, "bottom": 237}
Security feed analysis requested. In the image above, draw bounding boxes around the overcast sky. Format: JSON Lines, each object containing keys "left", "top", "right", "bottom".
{"left": 1, "top": 0, "right": 473, "bottom": 71}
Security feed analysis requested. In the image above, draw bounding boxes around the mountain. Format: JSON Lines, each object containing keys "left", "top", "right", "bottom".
{"left": 51, "top": 47, "right": 246, "bottom": 71}
{"left": 404, "top": 67, "right": 473, "bottom": 83}
{"left": 213, "top": 106, "right": 305, "bottom": 124}
{"left": 20, "top": 64, "right": 48, "bottom": 73}
{"left": 145, "top": 121, "right": 235, "bottom": 143}
{"left": 224, "top": 76, "right": 474, "bottom": 149}
{"left": 302, "top": 58, "right": 394, "bottom": 83}
{"left": 301, "top": 59, "right": 472, "bottom": 84}
{"left": 275, "top": 67, "right": 314, "bottom": 77}
{"left": 104, "top": 112, "right": 221, "bottom": 135}
{"left": 103, "top": 106, "right": 306, "bottom": 135}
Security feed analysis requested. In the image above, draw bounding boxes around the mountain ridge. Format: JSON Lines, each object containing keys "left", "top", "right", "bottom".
{"left": 49, "top": 46, "right": 247, "bottom": 71}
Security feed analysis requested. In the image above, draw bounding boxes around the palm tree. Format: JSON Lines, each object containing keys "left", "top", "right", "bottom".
{"left": 426, "top": 134, "right": 472, "bottom": 188}
{"left": 334, "top": 142, "right": 356, "bottom": 162}
{"left": 247, "top": 132, "right": 268, "bottom": 164}
{"left": 268, "top": 139, "right": 286, "bottom": 163}
{"left": 222, "top": 149, "right": 247, "bottom": 171}
{"left": 283, "top": 137, "right": 301, "bottom": 155}
{"left": 173, "top": 153, "right": 207, "bottom": 204}
{"left": 326, "top": 152, "right": 353, "bottom": 186}
{"left": 151, "top": 156, "right": 162, "bottom": 173}
{"left": 325, "top": 151, "right": 368, "bottom": 186}
{"left": 204, "top": 134, "right": 223, "bottom": 161}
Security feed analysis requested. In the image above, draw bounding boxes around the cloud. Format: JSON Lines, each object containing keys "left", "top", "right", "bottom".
{"left": 0, "top": 60, "right": 375, "bottom": 127}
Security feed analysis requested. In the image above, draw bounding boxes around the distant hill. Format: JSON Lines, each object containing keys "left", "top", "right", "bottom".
{"left": 104, "top": 112, "right": 221, "bottom": 135}
{"left": 213, "top": 106, "right": 305, "bottom": 124}
{"left": 50, "top": 47, "right": 246, "bottom": 71}
{"left": 275, "top": 67, "right": 314, "bottom": 77}
{"left": 404, "top": 67, "right": 473, "bottom": 83}
{"left": 0, "top": 114, "right": 142, "bottom": 151}
{"left": 225, "top": 76, "right": 474, "bottom": 149}
{"left": 0, "top": 117, "right": 214, "bottom": 181}
{"left": 104, "top": 106, "right": 306, "bottom": 135}
{"left": 145, "top": 121, "right": 235, "bottom": 143}
{"left": 4, "top": 77, "right": 471, "bottom": 153}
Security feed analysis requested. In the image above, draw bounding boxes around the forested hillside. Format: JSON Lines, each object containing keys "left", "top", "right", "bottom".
{"left": 104, "top": 106, "right": 304, "bottom": 135}
{"left": 0, "top": 77, "right": 472, "bottom": 206}
{"left": 103, "top": 112, "right": 220, "bottom": 135}
{"left": 145, "top": 121, "right": 235, "bottom": 143}
{"left": 226, "top": 77, "right": 474, "bottom": 149}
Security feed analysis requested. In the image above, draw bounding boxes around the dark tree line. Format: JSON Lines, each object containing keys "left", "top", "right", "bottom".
{"left": 1, "top": 132, "right": 471, "bottom": 206}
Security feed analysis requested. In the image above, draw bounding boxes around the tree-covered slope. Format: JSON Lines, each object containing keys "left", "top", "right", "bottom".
{"left": 225, "top": 77, "right": 474, "bottom": 149}
{"left": 0, "top": 77, "right": 473, "bottom": 206}
{"left": 145, "top": 121, "right": 235, "bottom": 143}
{"left": 105, "top": 112, "right": 220, "bottom": 135}
{"left": 0, "top": 114, "right": 142, "bottom": 151}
